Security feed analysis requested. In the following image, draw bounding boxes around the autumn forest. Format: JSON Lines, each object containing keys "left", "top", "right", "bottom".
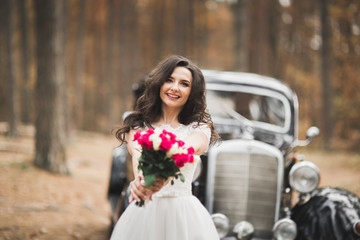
{"left": 1, "top": 0, "right": 360, "bottom": 172}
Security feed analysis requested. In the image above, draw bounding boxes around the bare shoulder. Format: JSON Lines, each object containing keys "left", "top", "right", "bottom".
{"left": 185, "top": 124, "right": 210, "bottom": 155}
{"left": 189, "top": 122, "right": 211, "bottom": 142}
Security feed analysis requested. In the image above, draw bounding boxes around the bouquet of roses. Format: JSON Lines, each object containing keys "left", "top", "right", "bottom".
{"left": 133, "top": 128, "right": 198, "bottom": 206}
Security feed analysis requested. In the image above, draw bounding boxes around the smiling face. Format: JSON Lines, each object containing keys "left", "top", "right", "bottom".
{"left": 160, "top": 66, "right": 192, "bottom": 111}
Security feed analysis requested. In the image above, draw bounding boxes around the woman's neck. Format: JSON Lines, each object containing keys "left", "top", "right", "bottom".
{"left": 156, "top": 106, "right": 182, "bottom": 128}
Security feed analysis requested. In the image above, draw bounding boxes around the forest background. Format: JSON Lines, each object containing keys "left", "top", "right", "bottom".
{"left": 1, "top": 0, "right": 360, "bottom": 152}
{"left": 0, "top": 0, "right": 360, "bottom": 239}
{"left": 0, "top": 0, "right": 359, "bottom": 173}
{"left": 2, "top": 0, "right": 360, "bottom": 155}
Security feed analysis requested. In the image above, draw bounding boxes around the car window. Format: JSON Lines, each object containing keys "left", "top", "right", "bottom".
{"left": 207, "top": 89, "right": 287, "bottom": 129}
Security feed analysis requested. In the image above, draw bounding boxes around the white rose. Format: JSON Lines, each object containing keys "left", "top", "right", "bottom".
{"left": 149, "top": 134, "right": 162, "bottom": 151}
{"left": 166, "top": 142, "right": 180, "bottom": 158}
{"left": 154, "top": 128, "right": 163, "bottom": 135}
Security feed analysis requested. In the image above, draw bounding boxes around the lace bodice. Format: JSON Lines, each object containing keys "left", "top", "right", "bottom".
{"left": 151, "top": 123, "right": 210, "bottom": 198}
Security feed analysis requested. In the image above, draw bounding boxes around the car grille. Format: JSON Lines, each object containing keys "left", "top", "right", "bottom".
{"left": 213, "top": 152, "right": 279, "bottom": 238}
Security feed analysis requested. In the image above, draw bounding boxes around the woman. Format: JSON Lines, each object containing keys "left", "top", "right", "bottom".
{"left": 111, "top": 55, "right": 220, "bottom": 240}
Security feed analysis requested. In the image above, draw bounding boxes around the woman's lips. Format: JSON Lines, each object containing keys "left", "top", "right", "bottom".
{"left": 166, "top": 93, "right": 180, "bottom": 99}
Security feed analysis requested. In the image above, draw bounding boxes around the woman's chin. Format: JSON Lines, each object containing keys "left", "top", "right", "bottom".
{"left": 162, "top": 101, "right": 185, "bottom": 109}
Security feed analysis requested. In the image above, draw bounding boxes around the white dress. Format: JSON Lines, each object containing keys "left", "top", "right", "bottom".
{"left": 110, "top": 123, "right": 219, "bottom": 240}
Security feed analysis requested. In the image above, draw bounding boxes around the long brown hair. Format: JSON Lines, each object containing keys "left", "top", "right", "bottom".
{"left": 115, "top": 55, "right": 220, "bottom": 145}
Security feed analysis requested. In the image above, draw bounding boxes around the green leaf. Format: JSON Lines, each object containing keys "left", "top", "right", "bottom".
{"left": 158, "top": 163, "right": 165, "bottom": 170}
{"left": 145, "top": 174, "right": 156, "bottom": 187}
{"left": 179, "top": 174, "right": 185, "bottom": 182}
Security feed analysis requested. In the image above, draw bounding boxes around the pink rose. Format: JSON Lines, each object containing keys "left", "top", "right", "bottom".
{"left": 163, "top": 130, "right": 176, "bottom": 141}
{"left": 140, "top": 133, "right": 153, "bottom": 149}
{"left": 173, "top": 154, "right": 187, "bottom": 167}
{"left": 136, "top": 129, "right": 155, "bottom": 149}
{"left": 147, "top": 128, "right": 155, "bottom": 135}
{"left": 177, "top": 140, "right": 185, "bottom": 147}
{"left": 159, "top": 135, "right": 173, "bottom": 150}
{"left": 173, "top": 152, "right": 195, "bottom": 167}
{"left": 187, "top": 154, "right": 194, "bottom": 163}
{"left": 187, "top": 147, "right": 194, "bottom": 155}
{"left": 133, "top": 131, "right": 141, "bottom": 141}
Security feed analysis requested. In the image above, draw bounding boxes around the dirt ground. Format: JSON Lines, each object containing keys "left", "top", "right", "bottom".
{"left": 0, "top": 125, "right": 119, "bottom": 240}
{"left": 0, "top": 124, "right": 359, "bottom": 240}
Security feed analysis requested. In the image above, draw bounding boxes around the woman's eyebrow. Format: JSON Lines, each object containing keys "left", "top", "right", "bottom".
{"left": 169, "top": 74, "right": 191, "bottom": 83}
{"left": 181, "top": 79, "right": 191, "bottom": 83}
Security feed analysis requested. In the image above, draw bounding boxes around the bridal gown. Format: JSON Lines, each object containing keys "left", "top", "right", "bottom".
{"left": 110, "top": 123, "right": 219, "bottom": 240}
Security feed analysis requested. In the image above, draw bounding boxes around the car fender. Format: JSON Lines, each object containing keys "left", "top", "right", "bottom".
{"left": 291, "top": 187, "right": 360, "bottom": 240}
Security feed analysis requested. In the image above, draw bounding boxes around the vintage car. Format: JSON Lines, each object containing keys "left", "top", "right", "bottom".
{"left": 107, "top": 70, "right": 360, "bottom": 239}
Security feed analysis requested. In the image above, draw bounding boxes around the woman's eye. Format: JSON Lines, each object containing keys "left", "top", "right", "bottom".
{"left": 182, "top": 82, "right": 189, "bottom": 87}
{"left": 166, "top": 78, "right": 173, "bottom": 83}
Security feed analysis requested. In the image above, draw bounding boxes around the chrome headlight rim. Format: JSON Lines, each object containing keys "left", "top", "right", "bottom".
{"left": 233, "top": 220, "right": 254, "bottom": 239}
{"left": 354, "top": 220, "right": 360, "bottom": 236}
{"left": 211, "top": 213, "right": 230, "bottom": 238}
{"left": 273, "top": 218, "right": 297, "bottom": 240}
{"left": 289, "top": 161, "right": 320, "bottom": 193}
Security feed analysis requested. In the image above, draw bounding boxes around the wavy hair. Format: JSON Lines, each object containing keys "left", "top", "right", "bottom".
{"left": 115, "top": 55, "right": 219, "bottom": 145}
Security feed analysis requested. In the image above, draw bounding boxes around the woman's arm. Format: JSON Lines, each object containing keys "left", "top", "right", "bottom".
{"left": 126, "top": 129, "right": 142, "bottom": 179}
{"left": 126, "top": 130, "right": 148, "bottom": 203}
{"left": 184, "top": 125, "right": 211, "bottom": 155}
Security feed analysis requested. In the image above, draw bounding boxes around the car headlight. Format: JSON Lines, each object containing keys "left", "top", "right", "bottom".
{"left": 211, "top": 213, "right": 229, "bottom": 238}
{"left": 289, "top": 161, "right": 320, "bottom": 193}
{"left": 273, "top": 218, "right": 297, "bottom": 240}
{"left": 233, "top": 221, "right": 254, "bottom": 239}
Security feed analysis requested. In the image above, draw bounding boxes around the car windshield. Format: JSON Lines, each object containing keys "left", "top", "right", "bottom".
{"left": 206, "top": 89, "right": 287, "bottom": 130}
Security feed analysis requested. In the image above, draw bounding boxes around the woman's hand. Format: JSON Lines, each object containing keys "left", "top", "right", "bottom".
{"left": 147, "top": 177, "right": 171, "bottom": 199}
{"left": 129, "top": 176, "right": 171, "bottom": 203}
{"left": 129, "top": 176, "right": 149, "bottom": 203}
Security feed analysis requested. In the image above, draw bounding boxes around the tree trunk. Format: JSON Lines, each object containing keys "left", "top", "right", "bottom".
{"left": 34, "top": 0, "right": 68, "bottom": 174}
{"left": 74, "top": 0, "right": 87, "bottom": 129}
{"left": 118, "top": 0, "right": 139, "bottom": 118}
{"left": 231, "top": 0, "right": 250, "bottom": 71}
{"left": 153, "top": 0, "right": 165, "bottom": 62}
{"left": 62, "top": 0, "right": 71, "bottom": 140}
{"left": 268, "top": 2, "right": 279, "bottom": 77}
{"left": 193, "top": 1, "right": 208, "bottom": 64}
{"left": 320, "top": 0, "right": 332, "bottom": 149}
{"left": 186, "top": 0, "right": 195, "bottom": 58}
{"left": 19, "top": 0, "right": 32, "bottom": 124}
{"left": 256, "top": 0, "right": 269, "bottom": 75}
{"left": 6, "top": 0, "right": 20, "bottom": 137}
{"left": 106, "top": 0, "right": 115, "bottom": 129}
{"left": 175, "top": 0, "right": 186, "bottom": 55}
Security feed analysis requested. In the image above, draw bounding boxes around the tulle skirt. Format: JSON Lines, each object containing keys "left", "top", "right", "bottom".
{"left": 110, "top": 195, "right": 219, "bottom": 240}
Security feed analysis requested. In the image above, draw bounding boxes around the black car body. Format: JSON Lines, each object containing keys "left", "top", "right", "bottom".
{"left": 107, "top": 70, "right": 360, "bottom": 240}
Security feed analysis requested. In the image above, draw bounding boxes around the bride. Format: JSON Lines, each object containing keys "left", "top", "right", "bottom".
{"left": 111, "top": 55, "right": 220, "bottom": 240}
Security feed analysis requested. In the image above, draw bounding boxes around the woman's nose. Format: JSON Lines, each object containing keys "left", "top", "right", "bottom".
{"left": 170, "top": 82, "right": 179, "bottom": 91}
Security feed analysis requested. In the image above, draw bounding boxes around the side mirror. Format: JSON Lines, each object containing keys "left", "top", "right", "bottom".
{"left": 295, "top": 126, "right": 320, "bottom": 148}
{"left": 306, "top": 126, "right": 320, "bottom": 139}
